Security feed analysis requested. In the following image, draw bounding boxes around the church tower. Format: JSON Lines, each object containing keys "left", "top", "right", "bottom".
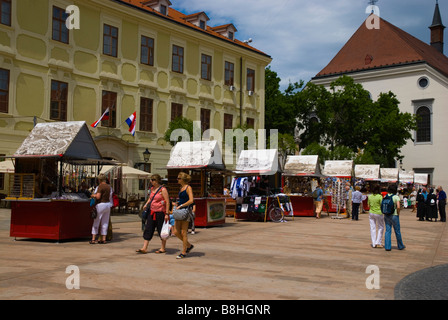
{"left": 429, "top": 0, "right": 445, "bottom": 54}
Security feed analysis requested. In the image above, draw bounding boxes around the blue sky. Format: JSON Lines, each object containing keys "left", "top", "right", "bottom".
{"left": 175, "top": 0, "right": 446, "bottom": 89}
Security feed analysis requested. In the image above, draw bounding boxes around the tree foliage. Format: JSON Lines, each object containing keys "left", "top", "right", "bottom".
{"left": 163, "top": 117, "right": 194, "bottom": 146}
{"left": 265, "top": 70, "right": 418, "bottom": 167}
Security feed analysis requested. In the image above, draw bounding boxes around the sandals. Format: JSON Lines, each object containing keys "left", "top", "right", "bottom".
{"left": 155, "top": 249, "right": 166, "bottom": 254}
{"left": 176, "top": 245, "right": 194, "bottom": 259}
{"left": 136, "top": 249, "right": 148, "bottom": 254}
{"left": 90, "top": 240, "right": 107, "bottom": 244}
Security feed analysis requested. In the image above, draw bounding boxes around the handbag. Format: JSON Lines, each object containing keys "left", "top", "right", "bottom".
{"left": 173, "top": 207, "right": 190, "bottom": 221}
{"left": 90, "top": 197, "right": 98, "bottom": 219}
{"left": 91, "top": 205, "right": 98, "bottom": 219}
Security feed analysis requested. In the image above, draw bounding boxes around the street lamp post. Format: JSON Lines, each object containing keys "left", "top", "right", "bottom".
{"left": 143, "top": 148, "right": 151, "bottom": 163}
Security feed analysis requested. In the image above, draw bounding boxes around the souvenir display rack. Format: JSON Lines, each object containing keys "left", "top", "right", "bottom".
{"left": 327, "top": 178, "right": 347, "bottom": 219}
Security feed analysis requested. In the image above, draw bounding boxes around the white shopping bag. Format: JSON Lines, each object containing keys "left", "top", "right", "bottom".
{"left": 161, "top": 221, "right": 172, "bottom": 240}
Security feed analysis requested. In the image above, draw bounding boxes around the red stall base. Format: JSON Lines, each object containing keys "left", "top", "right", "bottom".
{"left": 326, "top": 195, "right": 347, "bottom": 213}
{"left": 289, "top": 195, "right": 315, "bottom": 217}
{"left": 10, "top": 200, "right": 92, "bottom": 241}
{"left": 193, "top": 198, "right": 226, "bottom": 227}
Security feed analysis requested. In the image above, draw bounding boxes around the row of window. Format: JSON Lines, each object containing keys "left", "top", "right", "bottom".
{"left": 2, "top": 68, "right": 432, "bottom": 141}
{"left": 0, "top": 68, "right": 255, "bottom": 132}
{"left": 14, "top": 4, "right": 254, "bottom": 90}
{"left": 100, "top": 22, "right": 254, "bottom": 89}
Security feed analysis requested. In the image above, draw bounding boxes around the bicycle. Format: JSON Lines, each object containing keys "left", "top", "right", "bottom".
{"left": 244, "top": 192, "right": 292, "bottom": 222}
{"left": 247, "top": 193, "right": 289, "bottom": 222}
{"left": 267, "top": 196, "right": 284, "bottom": 222}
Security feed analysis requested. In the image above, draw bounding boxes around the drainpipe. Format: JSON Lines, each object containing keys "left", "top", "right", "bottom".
{"left": 240, "top": 57, "right": 243, "bottom": 127}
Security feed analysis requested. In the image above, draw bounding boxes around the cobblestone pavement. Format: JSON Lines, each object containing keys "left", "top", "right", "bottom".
{"left": 0, "top": 207, "right": 446, "bottom": 300}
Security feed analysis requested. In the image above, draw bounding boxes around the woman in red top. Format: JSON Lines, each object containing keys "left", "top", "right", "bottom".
{"left": 136, "top": 174, "right": 170, "bottom": 254}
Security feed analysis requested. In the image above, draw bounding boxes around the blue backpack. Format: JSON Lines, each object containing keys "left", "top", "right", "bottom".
{"left": 381, "top": 194, "right": 395, "bottom": 215}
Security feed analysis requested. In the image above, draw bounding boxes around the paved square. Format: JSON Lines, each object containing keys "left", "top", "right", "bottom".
{"left": 0, "top": 208, "right": 446, "bottom": 300}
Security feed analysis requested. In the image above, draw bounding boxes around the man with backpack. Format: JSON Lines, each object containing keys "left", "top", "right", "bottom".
{"left": 382, "top": 185, "right": 405, "bottom": 251}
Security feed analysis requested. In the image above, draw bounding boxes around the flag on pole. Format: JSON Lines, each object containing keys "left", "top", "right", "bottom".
{"left": 125, "top": 111, "right": 137, "bottom": 136}
{"left": 91, "top": 108, "right": 110, "bottom": 128}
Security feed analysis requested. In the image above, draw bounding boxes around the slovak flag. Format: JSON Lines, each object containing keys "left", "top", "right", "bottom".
{"left": 125, "top": 111, "right": 136, "bottom": 136}
{"left": 91, "top": 108, "right": 110, "bottom": 128}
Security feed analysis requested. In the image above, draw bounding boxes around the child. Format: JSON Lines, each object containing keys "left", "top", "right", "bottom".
{"left": 189, "top": 203, "right": 196, "bottom": 234}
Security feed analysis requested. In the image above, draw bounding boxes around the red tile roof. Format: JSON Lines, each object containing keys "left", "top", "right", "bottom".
{"left": 114, "top": 0, "right": 270, "bottom": 58}
{"left": 314, "top": 15, "right": 448, "bottom": 79}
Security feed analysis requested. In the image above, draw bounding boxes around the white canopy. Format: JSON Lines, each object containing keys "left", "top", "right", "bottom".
{"left": 380, "top": 168, "right": 399, "bottom": 182}
{"left": 323, "top": 160, "right": 353, "bottom": 178}
{"left": 101, "top": 165, "right": 151, "bottom": 179}
{"left": 14, "top": 121, "right": 102, "bottom": 160}
{"left": 0, "top": 159, "right": 15, "bottom": 173}
{"left": 166, "top": 140, "right": 225, "bottom": 169}
{"left": 414, "top": 173, "right": 428, "bottom": 185}
{"left": 283, "top": 155, "right": 322, "bottom": 176}
{"left": 355, "top": 164, "right": 380, "bottom": 180}
{"left": 399, "top": 171, "right": 414, "bottom": 184}
{"left": 234, "top": 149, "right": 279, "bottom": 175}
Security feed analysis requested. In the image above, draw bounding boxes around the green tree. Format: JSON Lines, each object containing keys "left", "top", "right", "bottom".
{"left": 296, "top": 76, "right": 417, "bottom": 167}
{"left": 163, "top": 117, "right": 194, "bottom": 146}
{"left": 364, "top": 91, "right": 417, "bottom": 166}
{"left": 265, "top": 67, "right": 303, "bottom": 135}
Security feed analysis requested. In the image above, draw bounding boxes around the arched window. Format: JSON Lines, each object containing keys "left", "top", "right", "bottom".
{"left": 416, "top": 106, "right": 431, "bottom": 143}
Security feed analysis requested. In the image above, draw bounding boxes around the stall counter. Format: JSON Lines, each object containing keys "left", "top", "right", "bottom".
{"left": 10, "top": 200, "right": 92, "bottom": 241}
{"left": 288, "top": 195, "right": 315, "bottom": 217}
{"left": 194, "top": 198, "right": 226, "bottom": 227}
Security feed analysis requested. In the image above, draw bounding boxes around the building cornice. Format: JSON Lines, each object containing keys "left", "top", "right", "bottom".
{"left": 311, "top": 61, "right": 448, "bottom": 87}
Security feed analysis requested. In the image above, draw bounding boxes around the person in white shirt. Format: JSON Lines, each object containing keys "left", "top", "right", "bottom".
{"left": 351, "top": 186, "right": 363, "bottom": 221}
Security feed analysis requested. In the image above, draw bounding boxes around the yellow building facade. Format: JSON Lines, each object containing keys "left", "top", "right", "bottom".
{"left": 0, "top": 0, "right": 271, "bottom": 192}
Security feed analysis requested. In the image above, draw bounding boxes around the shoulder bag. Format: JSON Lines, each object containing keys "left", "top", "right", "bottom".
{"left": 173, "top": 186, "right": 192, "bottom": 221}
{"left": 173, "top": 207, "right": 190, "bottom": 221}
{"left": 90, "top": 197, "right": 98, "bottom": 219}
{"left": 140, "top": 186, "right": 163, "bottom": 221}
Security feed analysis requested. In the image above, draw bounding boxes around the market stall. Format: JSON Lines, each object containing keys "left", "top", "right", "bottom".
{"left": 232, "top": 149, "right": 288, "bottom": 221}
{"left": 6, "top": 121, "right": 114, "bottom": 241}
{"left": 399, "top": 170, "right": 414, "bottom": 193}
{"left": 322, "top": 160, "right": 354, "bottom": 214}
{"left": 397, "top": 170, "right": 414, "bottom": 207}
{"left": 380, "top": 168, "right": 399, "bottom": 187}
{"left": 354, "top": 164, "right": 380, "bottom": 211}
{"left": 282, "top": 155, "right": 323, "bottom": 217}
{"left": 166, "top": 141, "right": 227, "bottom": 227}
{"left": 414, "top": 173, "right": 429, "bottom": 188}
